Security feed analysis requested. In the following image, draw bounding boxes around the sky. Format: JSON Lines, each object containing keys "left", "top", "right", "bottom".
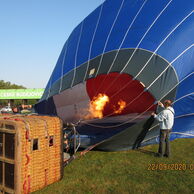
{"left": 0, "top": 0, "right": 104, "bottom": 88}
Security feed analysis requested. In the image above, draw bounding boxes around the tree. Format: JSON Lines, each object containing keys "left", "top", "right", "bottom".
{"left": 0, "top": 80, "right": 25, "bottom": 89}
{"left": 0, "top": 80, "right": 26, "bottom": 106}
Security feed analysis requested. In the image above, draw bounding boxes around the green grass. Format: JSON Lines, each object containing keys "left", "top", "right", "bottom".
{"left": 34, "top": 138, "right": 194, "bottom": 194}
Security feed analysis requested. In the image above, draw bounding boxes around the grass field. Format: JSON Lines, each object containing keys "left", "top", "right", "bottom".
{"left": 34, "top": 138, "right": 194, "bottom": 194}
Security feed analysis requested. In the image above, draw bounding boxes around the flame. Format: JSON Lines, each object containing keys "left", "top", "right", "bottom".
{"left": 83, "top": 94, "right": 126, "bottom": 120}
{"left": 113, "top": 100, "right": 126, "bottom": 114}
{"left": 89, "top": 93, "right": 109, "bottom": 119}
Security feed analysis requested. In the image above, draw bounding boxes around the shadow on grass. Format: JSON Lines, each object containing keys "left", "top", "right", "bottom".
{"left": 136, "top": 148, "right": 157, "bottom": 157}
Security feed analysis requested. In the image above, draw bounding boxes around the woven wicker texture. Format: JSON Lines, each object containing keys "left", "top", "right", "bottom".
{"left": 0, "top": 115, "right": 63, "bottom": 194}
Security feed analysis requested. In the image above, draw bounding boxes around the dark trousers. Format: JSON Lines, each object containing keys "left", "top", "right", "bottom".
{"left": 158, "top": 129, "right": 171, "bottom": 157}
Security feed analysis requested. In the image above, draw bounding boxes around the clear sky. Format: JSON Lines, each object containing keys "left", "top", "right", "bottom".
{"left": 0, "top": 0, "right": 103, "bottom": 88}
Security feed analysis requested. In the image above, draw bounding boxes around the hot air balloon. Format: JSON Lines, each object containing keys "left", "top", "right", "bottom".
{"left": 35, "top": 0, "right": 194, "bottom": 151}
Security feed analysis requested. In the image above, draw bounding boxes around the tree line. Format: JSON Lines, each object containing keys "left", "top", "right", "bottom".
{"left": 0, "top": 80, "right": 37, "bottom": 106}
{"left": 0, "top": 80, "right": 26, "bottom": 89}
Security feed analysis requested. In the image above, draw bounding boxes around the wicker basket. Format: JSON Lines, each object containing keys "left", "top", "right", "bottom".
{"left": 0, "top": 115, "right": 63, "bottom": 194}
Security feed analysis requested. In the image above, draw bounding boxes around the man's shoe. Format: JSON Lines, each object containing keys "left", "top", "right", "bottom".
{"left": 164, "top": 154, "right": 170, "bottom": 158}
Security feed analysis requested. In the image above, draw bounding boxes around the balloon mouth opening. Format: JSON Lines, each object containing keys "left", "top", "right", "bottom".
{"left": 86, "top": 72, "right": 156, "bottom": 118}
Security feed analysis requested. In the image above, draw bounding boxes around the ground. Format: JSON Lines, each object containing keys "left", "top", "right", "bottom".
{"left": 34, "top": 138, "right": 194, "bottom": 194}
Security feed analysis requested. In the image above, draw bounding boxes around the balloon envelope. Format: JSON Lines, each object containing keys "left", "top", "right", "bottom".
{"left": 35, "top": 0, "right": 194, "bottom": 150}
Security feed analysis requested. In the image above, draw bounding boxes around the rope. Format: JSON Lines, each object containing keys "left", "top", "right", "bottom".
{"left": 64, "top": 139, "right": 106, "bottom": 166}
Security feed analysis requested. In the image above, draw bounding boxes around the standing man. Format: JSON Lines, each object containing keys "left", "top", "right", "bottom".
{"left": 152, "top": 100, "right": 175, "bottom": 157}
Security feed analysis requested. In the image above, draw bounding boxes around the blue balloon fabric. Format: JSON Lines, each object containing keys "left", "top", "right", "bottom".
{"left": 39, "top": 0, "right": 194, "bottom": 148}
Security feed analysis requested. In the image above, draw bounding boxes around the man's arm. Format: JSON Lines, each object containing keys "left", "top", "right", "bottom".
{"left": 152, "top": 111, "right": 167, "bottom": 122}
{"left": 158, "top": 101, "right": 164, "bottom": 107}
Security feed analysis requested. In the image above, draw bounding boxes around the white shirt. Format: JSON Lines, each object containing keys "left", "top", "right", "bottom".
{"left": 154, "top": 106, "right": 175, "bottom": 130}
